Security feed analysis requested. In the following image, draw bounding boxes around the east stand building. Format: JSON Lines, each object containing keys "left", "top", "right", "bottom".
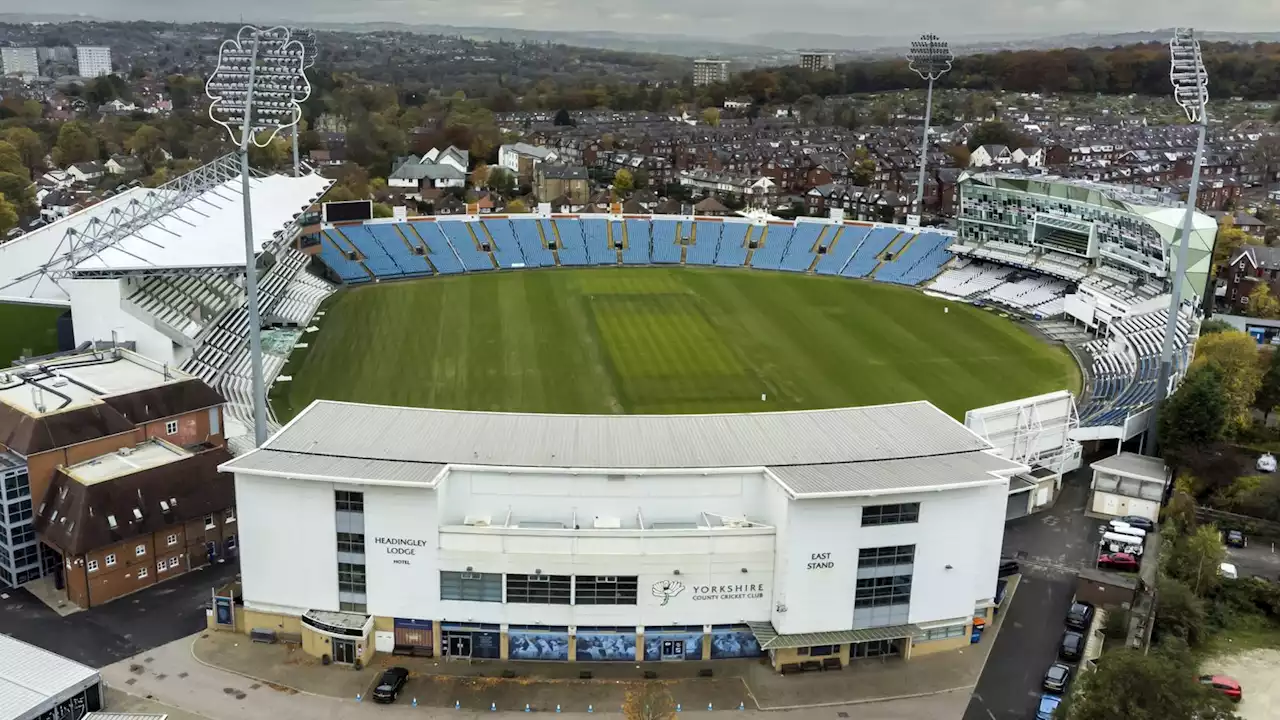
{"left": 219, "top": 400, "right": 1022, "bottom": 671}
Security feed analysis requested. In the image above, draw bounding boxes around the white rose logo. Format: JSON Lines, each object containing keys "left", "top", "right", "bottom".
{"left": 651, "top": 580, "right": 685, "bottom": 606}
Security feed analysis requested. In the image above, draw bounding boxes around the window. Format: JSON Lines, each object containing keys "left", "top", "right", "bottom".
{"left": 167, "top": 533, "right": 178, "bottom": 547}
{"left": 855, "top": 574, "right": 914, "bottom": 608}
{"left": 917, "top": 624, "right": 967, "bottom": 642}
{"left": 336, "top": 532, "right": 366, "bottom": 555}
{"left": 6, "top": 498, "right": 31, "bottom": 523}
{"left": 225, "top": 508, "right": 236, "bottom": 523}
{"left": 506, "top": 573, "right": 571, "bottom": 604}
{"left": 168, "top": 556, "right": 180, "bottom": 569}
{"left": 857, "top": 545, "right": 916, "bottom": 569}
{"left": 104, "top": 553, "right": 117, "bottom": 567}
{"left": 335, "top": 490, "right": 364, "bottom": 513}
{"left": 3, "top": 472, "right": 29, "bottom": 497}
{"left": 225, "top": 536, "right": 236, "bottom": 551}
{"left": 574, "top": 575, "right": 638, "bottom": 605}
{"left": 204, "top": 515, "right": 215, "bottom": 530}
{"left": 860, "top": 503, "right": 920, "bottom": 527}
{"left": 157, "top": 561, "right": 166, "bottom": 573}
{"left": 137, "top": 566, "right": 148, "bottom": 579}
{"left": 440, "top": 571, "right": 502, "bottom": 602}
{"left": 339, "top": 601, "right": 368, "bottom": 613}
{"left": 338, "top": 562, "right": 367, "bottom": 595}
{"left": 165, "top": 420, "right": 178, "bottom": 435}
{"left": 135, "top": 544, "right": 146, "bottom": 557}
{"left": 87, "top": 559, "right": 99, "bottom": 573}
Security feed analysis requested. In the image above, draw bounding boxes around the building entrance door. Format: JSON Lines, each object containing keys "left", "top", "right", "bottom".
{"left": 660, "top": 639, "right": 685, "bottom": 660}
{"left": 332, "top": 638, "right": 357, "bottom": 664}
{"left": 444, "top": 632, "right": 472, "bottom": 659}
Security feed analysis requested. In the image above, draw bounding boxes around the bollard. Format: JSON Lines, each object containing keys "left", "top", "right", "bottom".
{"left": 491, "top": 703, "right": 497, "bottom": 712}
{"left": 588, "top": 705, "right": 594, "bottom": 713}
{"left": 413, "top": 699, "right": 418, "bottom": 708}
{"left": 676, "top": 704, "right": 682, "bottom": 713}
{"left": 739, "top": 702, "right": 745, "bottom": 711}
{"left": 525, "top": 704, "right": 531, "bottom": 713}
{"left": 556, "top": 705, "right": 562, "bottom": 713}
{"left": 707, "top": 704, "right": 713, "bottom": 711}
{"left": 456, "top": 701, "right": 461, "bottom": 710}
{"left": 356, "top": 694, "right": 362, "bottom": 703}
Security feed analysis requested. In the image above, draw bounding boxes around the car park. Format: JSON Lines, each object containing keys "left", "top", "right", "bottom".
{"left": 1036, "top": 693, "right": 1063, "bottom": 720}
{"left": 1065, "top": 600, "right": 1095, "bottom": 630}
{"left": 1225, "top": 529, "right": 1247, "bottom": 548}
{"left": 1199, "top": 674, "right": 1243, "bottom": 702}
{"left": 1098, "top": 552, "right": 1140, "bottom": 572}
{"left": 372, "top": 667, "right": 409, "bottom": 703}
{"left": 1118, "top": 515, "right": 1155, "bottom": 532}
{"left": 1059, "top": 630, "right": 1084, "bottom": 661}
{"left": 1042, "top": 662, "right": 1071, "bottom": 693}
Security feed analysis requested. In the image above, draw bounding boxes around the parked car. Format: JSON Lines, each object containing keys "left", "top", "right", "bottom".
{"left": 1036, "top": 693, "right": 1063, "bottom": 720}
{"left": 1042, "top": 662, "right": 1071, "bottom": 693}
{"left": 1199, "top": 674, "right": 1243, "bottom": 702}
{"left": 1118, "top": 515, "right": 1155, "bottom": 532}
{"left": 1059, "top": 630, "right": 1084, "bottom": 661}
{"left": 1225, "top": 529, "right": 1247, "bottom": 548}
{"left": 1065, "top": 600, "right": 1095, "bottom": 631}
{"left": 1219, "top": 562, "right": 1239, "bottom": 580}
{"left": 372, "top": 667, "right": 410, "bottom": 703}
{"left": 998, "top": 558, "right": 1020, "bottom": 577}
{"left": 1257, "top": 452, "right": 1276, "bottom": 473}
{"left": 1098, "top": 552, "right": 1141, "bottom": 572}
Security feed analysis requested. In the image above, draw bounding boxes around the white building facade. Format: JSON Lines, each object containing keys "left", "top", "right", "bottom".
{"left": 75, "top": 46, "right": 112, "bottom": 78}
{"left": 222, "top": 401, "right": 1021, "bottom": 670}
{"left": 692, "top": 59, "right": 730, "bottom": 86}
{"left": 1, "top": 46, "right": 38, "bottom": 76}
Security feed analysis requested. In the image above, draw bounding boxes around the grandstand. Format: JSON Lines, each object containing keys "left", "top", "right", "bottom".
{"left": 0, "top": 154, "right": 333, "bottom": 451}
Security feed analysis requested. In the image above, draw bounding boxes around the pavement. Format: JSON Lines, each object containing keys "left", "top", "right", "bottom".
{"left": 0, "top": 561, "right": 239, "bottom": 668}
{"left": 104, "top": 635, "right": 973, "bottom": 720}
{"left": 964, "top": 467, "right": 1099, "bottom": 720}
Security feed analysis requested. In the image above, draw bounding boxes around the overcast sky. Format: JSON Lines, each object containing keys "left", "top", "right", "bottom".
{"left": 24, "top": 0, "right": 1280, "bottom": 39}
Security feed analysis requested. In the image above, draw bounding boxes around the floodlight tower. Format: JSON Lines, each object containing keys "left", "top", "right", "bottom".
{"left": 291, "top": 28, "right": 317, "bottom": 177}
{"left": 1148, "top": 27, "right": 1209, "bottom": 452}
{"left": 206, "top": 25, "right": 311, "bottom": 447}
{"left": 907, "top": 34, "right": 953, "bottom": 226}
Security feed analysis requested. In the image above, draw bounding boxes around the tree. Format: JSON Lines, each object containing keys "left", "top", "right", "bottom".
{"left": 1060, "top": 646, "right": 1236, "bottom": 720}
{"left": 126, "top": 125, "right": 166, "bottom": 166}
{"left": 632, "top": 168, "right": 649, "bottom": 190}
{"left": 1154, "top": 577, "right": 1207, "bottom": 647}
{"left": 3, "top": 128, "right": 44, "bottom": 175}
{"left": 1199, "top": 318, "right": 1234, "bottom": 335}
{"left": 1166, "top": 523, "right": 1228, "bottom": 596}
{"left": 1191, "top": 329, "right": 1263, "bottom": 434}
{"left": 0, "top": 192, "right": 17, "bottom": 237}
{"left": 52, "top": 122, "right": 99, "bottom": 166}
{"left": 1248, "top": 283, "right": 1280, "bottom": 319}
{"left": 1158, "top": 365, "right": 1229, "bottom": 456}
{"left": 966, "top": 121, "right": 1024, "bottom": 151}
{"left": 622, "top": 683, "right": 677, "bottom": 720}
{"left": 1257, "top": 347, "right": 1280, "bottom": 421}
{"left": 945, "top": 145, "right": 972, "bottom": 168}
{"left": 553, "top": 108, "right": 574, "bottom": 126}
{"left": 504, "top": 198, "right": 528, "bottom": 213}
{"left": 372, "top": 202, "right": 394, "bottom": 218}
{"left": 489, "top": 168, "right": 516, "bottom": 197}
{"left": 247, "top": 133, "right": 291, "bottom": 171}
{"left": 613, "top": 168, "right": 634, "bottom": 195}
{"left": 700, "top": 107, "right": 721, "bottom": 127}
{"left": 471, "top": 161, "right": 491, "bottom": 189}
{"left": 1211, "top": 223, "right": 1260, "bottom": 279}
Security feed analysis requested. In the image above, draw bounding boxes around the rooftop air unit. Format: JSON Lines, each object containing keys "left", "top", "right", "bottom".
{"left": 463, "top": 515, "right": 492, "bottom": 527}
{"left": 593, "top": 516, "right": 622, "bottom": 529}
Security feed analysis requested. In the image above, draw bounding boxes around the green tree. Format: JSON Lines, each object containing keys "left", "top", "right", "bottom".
{"left": 52, "top": 121, "right": 99, "bottom": 166}
{"left": 1154, "top": 577, "right": 1207, "bottom": 646}
{"left": 3, "top": 128, "right": 44, "bottom": 175}
{"left": 967, "top": 121, "right": 1023, "bottom": 151}
{"left": 1199, "top": 318, "right": 1234, "bottom": 335}
{"left": 1191, "top": 330, "right": 1263, "bottom": 434}
{"left": 632, "top": 168, "right": 650, "bottom": 190}
{"left": 1061, "top": 645, "right": 1236, "bottom": 720}
{"left": 1256, "top": 347, "right": 1280, "bottom": 421}
{"left": 489, "top": 168, "right": 516, "bottom": 197}
{"left": 0, "top": 191, "right": 17, "bottom": 237}
{"left": 371, "top": 202, "right": 394, "bottom": 218}
{"left": 1164, "top": 524, "right": 1227, "bottom": 596}
{"left": 247, "top": 133, "right": 290, "bottom": 171}
{"left": 1158, "top": 365, "right": 1229, "bottom": 457}
{"left": 504, "top": 198, "right": 528, "bottom": 213}
{"left": 700, "top": 107, "right": 721, "bottom": 127}
{"left": 1248, "top": 282, "right": 1280, "bottom": 319}
{"left": 1212, "top": 223, "right": 1260, "bottom": 279}
{"left": 126, "top": 125, "right": 165, "bottom": 166}
{"left": 613, "top": 168, "right": 634, "bottom": 195}
{"left": 553, "top": 108, "right": 574, "bottom": 126}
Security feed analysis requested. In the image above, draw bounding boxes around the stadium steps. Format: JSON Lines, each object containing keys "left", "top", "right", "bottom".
{"left": 868, "top": 231, "right": 904, "bottom": 276}
{"left": 392, "top": 224, "right": 422, "bottom": 253}
{"left": 615, "top": 221, "right": 625, "bottom": 265}
{"left": 681, "top": 245, "right": 688, "bottom": 264}
{"left": 472, "top": 222, "right": 500, "bottom": 269}
{"left": 329, "top": 226, "right": 359, "bottom": 254}
{"left": 398, "top": 224, "right": 442, "bottom": 274}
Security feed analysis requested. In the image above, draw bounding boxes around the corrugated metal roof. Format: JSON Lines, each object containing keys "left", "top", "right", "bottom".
{"left": 221, "top": 450, "right": 444, "bottom": 484}
{"left": 83, "top": 714, "right": 168, "bottom": 720}
{"left": 1090, "top": 452, "right": 1168, "bottom": 481}
{"left": 767, "top": 452, "right": 1025, "bottom": 496}
{"left": 261, "top": 401, "right": 989, "bottom": 470}
{"left": 747, "top": 622, "right": 922, "bottom": 650}
{"left": 0, "top": 634, "right": 99, "bottom": 720}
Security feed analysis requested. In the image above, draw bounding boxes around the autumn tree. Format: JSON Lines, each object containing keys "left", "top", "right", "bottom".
{"left": 1060, "top": 645, "right": 1236, "bottom": 720}
{"left": 1211, "top": 223, "right": 1260, "bottom": 279}
{"left": 1190, "top": 329, "right": 1263, "bottom": 433}
{"left": 622, "top": 683, "right": 677, "bottom": 720}
{"left": 3, "top": 127, "right": 44, "bottom": 175}
{"left": 700, "top": 107, "right": 721, "bottom": 127}
{"left": 126, "top": 125, "right": 166, "bottom": 167}
{"left": 945, "top": 145, "right": 971, "bottom": 167}
{"left": 489, "top": 168, "right": 516, "bottom": 197}
{"left": 504, "top": 198, "right": 528, "bottom": 213}
{"left": 471, "top": 161, "right": 491, "bottom": 189}
{"left": 52, "top": 121, "right": 99, "bottom": 166}
{"left": 1248, "top": 283, "right": 1280, "bottom": 319}
{"left": 613, "top": 168, "right": 634, "bottom": 195}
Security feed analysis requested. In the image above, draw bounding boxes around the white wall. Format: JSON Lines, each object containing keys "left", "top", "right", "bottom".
{"left": 772, "top": 497, "right": 859, "bottom": 634}
{"left": 237, "top": 474, "right": 338, "bottom": 614}
{"left": 363, "top": 485, "right": 439, "bottom": 620}
{"left": 65, "top": 278, "right": 174, "bottom": 364}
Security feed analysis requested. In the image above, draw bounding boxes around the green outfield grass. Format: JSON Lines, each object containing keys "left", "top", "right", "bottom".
{"left": 275, "top": 268, "right": 1081, "bottom": 421}
{"left": 0, "top": 303, "right": 64, "bottom": 366}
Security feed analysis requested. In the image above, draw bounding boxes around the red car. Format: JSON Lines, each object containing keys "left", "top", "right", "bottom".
{"left": 1098, "top": 552, "right": 1140, "bottom": 572}
{"left": 1199, "top": 674, "right": 1243, "bottom": 702}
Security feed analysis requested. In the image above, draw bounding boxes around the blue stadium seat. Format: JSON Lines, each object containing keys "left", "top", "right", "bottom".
{"left": 407, "top": 222, "right": 465, "bottom": 274}
{"left": 479, "top": 219, "right": 526, "bottom": 268}
{"left": 748, "top": 224, "right": 793, "bottom": 271}
{"left": 366, "top": 223, "right": 433, "bottom": 277}
{"left": 439, "top": 221, "right": 494, "bottom": 272}
{"left": 686, "top": 222, "right": 721, "bottom": 266}
{"left": 581, "top": 219, "right": 617, "bottom": 266}
{"left": 341, "top": 225, "right": 405, "bottom": 278}
{"left": 814, "top": 226, "right": 870, "bottom": 276}
{"left": 552, "top": 219, "right": 589, "bottom": 266}
{"left": 841, "top": 227, "right": 899, "bottom": 278}
{"left": 318, "top": 231, "right": 371, "bottom": 283}
{"left": 650, "top": 220, "right": 681, "bottom": 264}
{"left": 510, "top": 219, "right": 555, "bottom": 267}
{"left": 715, "top": 223, "right": 750, "bottom": 267}
{"left": 622, "top": 220, "right": 652, "bottom": 264}
{"left": 779, "top": 223, "right": 822, "bottom": 272}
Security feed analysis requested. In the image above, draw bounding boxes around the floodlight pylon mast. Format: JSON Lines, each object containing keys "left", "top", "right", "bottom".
{"left": 236, "top": 34, "right": 270, "bottom": 448}
{"left": 1148, "top": 27, "right": 1209, "bottom": 454}
{"left": 907, "top": 34, "right": 953, "bottom": 226}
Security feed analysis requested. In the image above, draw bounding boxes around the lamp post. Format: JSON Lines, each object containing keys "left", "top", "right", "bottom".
{"left": 907, "top": 34, "right": 953, "bottom": 227}
{"left": 1148, "top": 27, "right": 1209, "bottom": 453}
{"left": 291, "top": 28, "right": 317, "bottom": 177}
{"left": 206, "top": 25, "right": 311, "bottom": 447}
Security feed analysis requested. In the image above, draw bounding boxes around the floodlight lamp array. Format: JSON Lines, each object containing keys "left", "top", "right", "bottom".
{"left": 1169, "top": 28, "right": 1208, "bottom": 123}
{"left": 206, "top": 25, "right": 311, "bottom": 147}
{"left": 294, "top": 28, "right": 318, "bottom": 70}
{"left": 907, "top": 34, "right": 953, "bottom": 81}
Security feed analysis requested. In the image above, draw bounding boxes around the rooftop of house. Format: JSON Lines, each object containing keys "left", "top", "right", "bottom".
{"left": 64, "top": 438, "right": 190, "bottom": 485}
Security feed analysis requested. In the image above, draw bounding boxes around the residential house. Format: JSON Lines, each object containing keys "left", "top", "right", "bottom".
{"left": 1221, "top": 245, "right": 1280, "bottom": 314}
{"left": 1212, "top": 210, "right": 1267, "bottom": 239}
{"left": 68, "top": 161, "right": 105, "bottom": 183}
{"left": 498, "top": 142, "right": 559, "bottom": 183}
{"left": 535, "top": 164, "right": 590, "bottom": 205}
{"left": 307, "top": 148, "right": 346, "bottom": 167}
{"left": 969, "top": 145, "right": 1012, "bottom": 168}
{"left": 1011, "top": 146, "right": 1044, "bottom": 168}
{"left": 105, "top": 155, "right": 144, "bottom": 176}
{"left": 389, "top": 147, "right": 469, "bottom": 193}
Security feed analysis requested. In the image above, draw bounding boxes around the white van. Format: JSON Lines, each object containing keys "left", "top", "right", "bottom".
{"left": 1112, "top": 525, "right": 1147, "bottom": 541}
{"left": 1100, "top": 532, "right": 1144, "bottom": 555}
